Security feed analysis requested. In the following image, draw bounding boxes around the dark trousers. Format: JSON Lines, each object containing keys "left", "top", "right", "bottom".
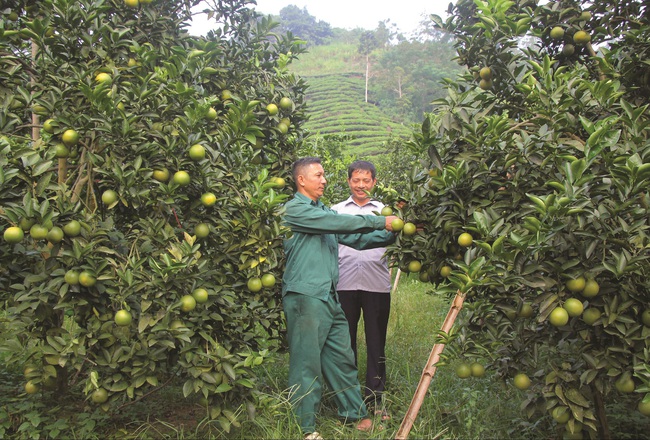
{"left": 338, "top": 290, "right": 390, "bottom": 406}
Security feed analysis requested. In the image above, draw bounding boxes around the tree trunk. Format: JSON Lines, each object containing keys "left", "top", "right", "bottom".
{"left": 592, "top": 384, "right": 611, "bottom": 439}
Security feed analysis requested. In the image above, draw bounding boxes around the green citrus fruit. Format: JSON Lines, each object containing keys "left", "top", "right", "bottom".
{"left": 195, "top": 223, "right": 210, "bottom": 238}
{"left": 562, "top": 44, "right": 575, "bottom": 56}
{"left": 101, "top": 189, "right": 118, "bottom": 205}
{"left": 54, "top": 143, "right": 70, "bottom": 158}
{"left": 563, "top": 298, "right": 584, "bottom": 317}
{"left": 380, "top": 206, "right": 393, "bottom": 216}
{"left": 170, "top": 319, "right": 185, "bottom": 330}
{"left": 440, "top": 265, "right": 452, "bottom": 278}
{"left": 25, "top": 381, "right": 39, "bottom": 394}
{"left": 173, "top": 171, "right": 191, "bottom": 186}
{"left": 279, "top": 97, "right": 293, "bottom": 110}
{"left": 180, "top": 294, "right": 197, "bottom": 312}
{"left": 4, "top": 226, "right": 24, "bottom": 243}
{"left": 479, "top": 66, "right": 492, "bottom": 80}
{"left": 458, "top": 232, "right": 473, "bottom": 247}
{"left": 78, "top": 271, "right": 96, "bottom": 287}
{"left": 277, "top": 122, "right": 289, "bottom": 134}
{"left": 552, "top": 406, "right": 570, "bottom": 423}
{"left": 550, "top": 26, "right": 565, "bottom": 40}
{"left": 95, "top": 72, "right": 111, "bottom": 84}
{"left": 407, "top": 260, "right": 422, "bottom": 273}
{"left": 391, "top": 218, "right": 404, "bottom": 231}
{"left": 470, "top": 362, "right": 485, "bottom": 377}
{"left": 201, "top": 192, "right": 217, "bottom": 207}
{"left": 581, "top": 279, "right": 599, "bottom": 298}
{"left": 43, "top": 119, "right": 55, "bottom": 133}
{"left": 189, "top": 144, "right": 206, "bottom": 160}
{"left": 479, "top": 79, "right": 492, "bottom": 90}
{"left": 455, "top": 363, "right": 472, "bottom": 379}
{"left": 247, "top": 277, "right": 263, "bottom": 292}
{"left": 573, "top": 30, "right": 591, "bottom": 45}
{"left": 192, "top": 288, "right": 209, "bottom": 304}
{"left": 513, "top": 373, "right": 531, "bottom": 390}
{"left": 549, "top": 307, "right": 569, "bottom": 326}
{"left": 638, "top": 399, "right": 650, "bottom": 416}
{"left": 30, "top": 224, "right": 49, "bottom": 240}
{"left": 125, "top": 0, "right": 139, "bottom": 7}
{"left": 206, "top": 107, "right": 217, "bottom": 120}
{"left": 642, "top": 310, "right": 650, "bottom": 327}
{"left": 403, "top": 222, "right": 417, "bottom": 236}
{"left": 91, "top": 388, "right": 109, "bottom": 404}
{"left": 61, "top": 129, "right": 79, "bottom": 147}
{"left": 114, "top": 310, "right": 132, "bottom": 326}
{"left": 221, "top": 90, "right": 233, "bottom": 101}
{"left": 518, "top": 303, "right": 534, "bottom": 318}
{"left": 615, "top": 375, "right": 635, "bottom": 393}
{"left": 46, "top": 226, "right": 64, "bottom": 243}
{"left": 261, "top": 273, "right": 276, "bottom": 287}
{"left": 566, "top": 276, "right": 586, "bottom": 292}
{"left": 152, "top": 168, "right": 170, "bottom": 182}
{"left": 63, "top": 220, "right": 81, "bottom": 237}
{"left": 266, "top": 103, "right": 278, "bottom": 115}
{"left": 64, "top": 270, "right": 80, "bottom": 285}
{"left": 582, "top": 308, "right": 601, "bottom": 325}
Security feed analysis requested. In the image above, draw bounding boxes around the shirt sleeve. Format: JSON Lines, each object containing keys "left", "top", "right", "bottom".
{"left": 337, "top": 229, "right": 396, "bottom": 250}
{"left": 284, "top": 199, "right": 385, "bottom": 234}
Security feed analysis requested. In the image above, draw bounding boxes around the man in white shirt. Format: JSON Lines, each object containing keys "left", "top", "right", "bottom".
{"left": 331, "top": 160, "right": 392, "bottom": 419}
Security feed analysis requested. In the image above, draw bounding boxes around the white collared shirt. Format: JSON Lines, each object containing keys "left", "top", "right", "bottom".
{"left": 331, "top": 196, "right": 391, "bottom": 293}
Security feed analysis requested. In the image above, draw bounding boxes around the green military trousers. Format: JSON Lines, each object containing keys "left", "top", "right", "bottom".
{"left": 283, "top": 291, "right": 369, "bottom": 434}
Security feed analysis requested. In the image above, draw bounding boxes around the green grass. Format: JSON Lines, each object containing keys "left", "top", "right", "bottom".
{"left": 0, "top": 275, "right": 545, "bottom": 439}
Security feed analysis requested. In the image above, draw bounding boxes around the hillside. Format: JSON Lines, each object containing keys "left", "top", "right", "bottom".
{"left": 292, "top": 44, "right": 415, "bottom": 156}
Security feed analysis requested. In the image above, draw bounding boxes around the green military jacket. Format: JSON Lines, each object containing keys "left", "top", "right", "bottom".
{"left": 282, "top": 192, "right": 395, "bottom": 301}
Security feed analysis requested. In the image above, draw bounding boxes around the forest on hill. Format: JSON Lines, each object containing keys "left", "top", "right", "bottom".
{"left": 268, "top": 5, "right": 462, "bottom": 155}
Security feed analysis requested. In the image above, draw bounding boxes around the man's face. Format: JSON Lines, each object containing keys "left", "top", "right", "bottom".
{"left": 297, "top": 163, "right": 327, "bottom": 201}
{"left": 348, "top": 169, "right": 376, "bottom": 204}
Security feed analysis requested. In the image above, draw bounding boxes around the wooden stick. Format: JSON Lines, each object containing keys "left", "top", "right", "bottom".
{"left": 395, "top": 291, "right": 465, "bottom": 440}
{"left": 391, "top": 268, "right": 402, "bottom": 294}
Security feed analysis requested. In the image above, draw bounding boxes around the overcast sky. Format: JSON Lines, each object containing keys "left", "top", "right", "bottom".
{"left": 190, "top": 0, "right": 452, "bottom": 36}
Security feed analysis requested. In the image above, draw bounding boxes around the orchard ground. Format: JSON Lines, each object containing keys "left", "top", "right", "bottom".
{"left": 2, "top": 273, "right": 649, "bottom": 439}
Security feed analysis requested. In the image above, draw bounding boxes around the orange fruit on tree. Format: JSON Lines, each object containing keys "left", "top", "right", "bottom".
{"left": 573, "top": 30, "right": 591, "bottom": 45}
{"left": 479, "top": 66, "right": 492, "bottom": 80}
{"left": 201, "top": 192, "right": 217, "bottom": 207}
{"left": 552, "top": 406, "right": 570, "bottom": 423}
{"left": 470, "top": 362, "right": 485, "bottom": 377}
{"left": 25, "top": 381, "right": 40, "bottom": 394}
{"left": 518, "top": 303, "right": 534, "bottom": 318}
{"left": 638, "top": 399, "right": 650, "bottom": 416}
{"left": 407, "top": 260, "right": 422, "bottom": 273}
{"left": 391, "top": 218, "right": 404, "bottom": 231}
{"left": 582, "top": 308, "right": 601, "bottom": 325}
{"left": 581, "top": 279, "right": 599, "bottom": 297}
{"left": 46, "top": 226, "right": 64, "bottom": 243}
{"left": 192, "top": 288, "right": 209, "bottom": 304}
{"left": 189, "top": 144, "right": 206, "bottom": 160}
{"left": 4, "top": 226, "right": 24, "bottom": 243}
{"left": 102, "top": 189, "right": 118, "bottom": 205}
{"left": 550, "top": 26, "right": 565, "bottom": 40}
{"left": 380, "top": 206, "right": 393, "bottom": 216}
{"left": 173, "top": 171, "right": 190, "bottom": 186}
{"left": 513, "top": 373, "right": 531, "bottom": 390}
{"left": 180, "top": 294, "right": 197, "bottom": 312}
{"left": 458, "top": 232, "right": 473, "bottom": 247}
{"left": 195, "top": 223, "right": 210, "bottom": 238}
{"left": 152, "top": 168, "right": 169, "bottom": 182}
{"left": 563, "top": 298, "right": 584, "bottom": 317}
{"left": 549, "top": 307, "right": 569, "bottom": 326}
{"left": 64, "top": 269, "right": 80, "bottom": 285}
{"left": 403, "top": 222, "right": 417, "bottom": 236}
{"left": 61, "top": 129, "right": 79, "bottom": 147}
{"left": 114, "top": 310, "right": 132, "bottom": 326}
{"left": 279, "top": 97, "right": 293, "bottom": 110}
{"left": 30, "top": 224, "right": 49, "bottom": 240}
{"left": 79, "top": 271, "right": 96, "bottom": 287}
{"left": 439, "top": 265, "right": 452, "bottom": 278}
{"left": 91, "top": 388, "right": 109, "bottom": 404}
{"left": 266, "top": 103, "right": 278, "bottom": 115}
{"left": 615, "top": 375, "right": 635, "bottom": 393}
{"left": 247, "top": 277, "right": 262, "bottom": 292}
{"left": 566, "top": 276, "right": 586, "bottom": 292}
{"left": 642, "top": 310, "right": 650, "bottom": 327}
{"left": 261, "top": 273, "right": 276, "bottom": 287}
{"left": 455, "top": 363, "right": 472, "bottom": 379}
{"left": 63, "top": 220, "right": 81, "bottom": 237}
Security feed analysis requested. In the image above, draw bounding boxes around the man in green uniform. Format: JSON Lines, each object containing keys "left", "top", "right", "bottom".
{"left": 282, "top": 157, "right": 398, "bottom": 439}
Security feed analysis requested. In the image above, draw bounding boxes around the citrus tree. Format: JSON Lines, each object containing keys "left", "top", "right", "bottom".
{"left": 1, "top": 0, "right": 305, "bottom": 434}
{"left": 388, "top": 0, "right": 650, "bottom": 437}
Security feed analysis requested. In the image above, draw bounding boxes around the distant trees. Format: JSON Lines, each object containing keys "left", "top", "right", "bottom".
{"left": 278, "top": 5, "right": 333, "bottom": 46}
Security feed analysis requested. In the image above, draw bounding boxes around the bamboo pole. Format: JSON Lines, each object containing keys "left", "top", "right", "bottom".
{"left": 395, "top": 291, "right": 466, "bottom": 440}
{"left": 391, "top": 268, "right": 402, "bottom": 294}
